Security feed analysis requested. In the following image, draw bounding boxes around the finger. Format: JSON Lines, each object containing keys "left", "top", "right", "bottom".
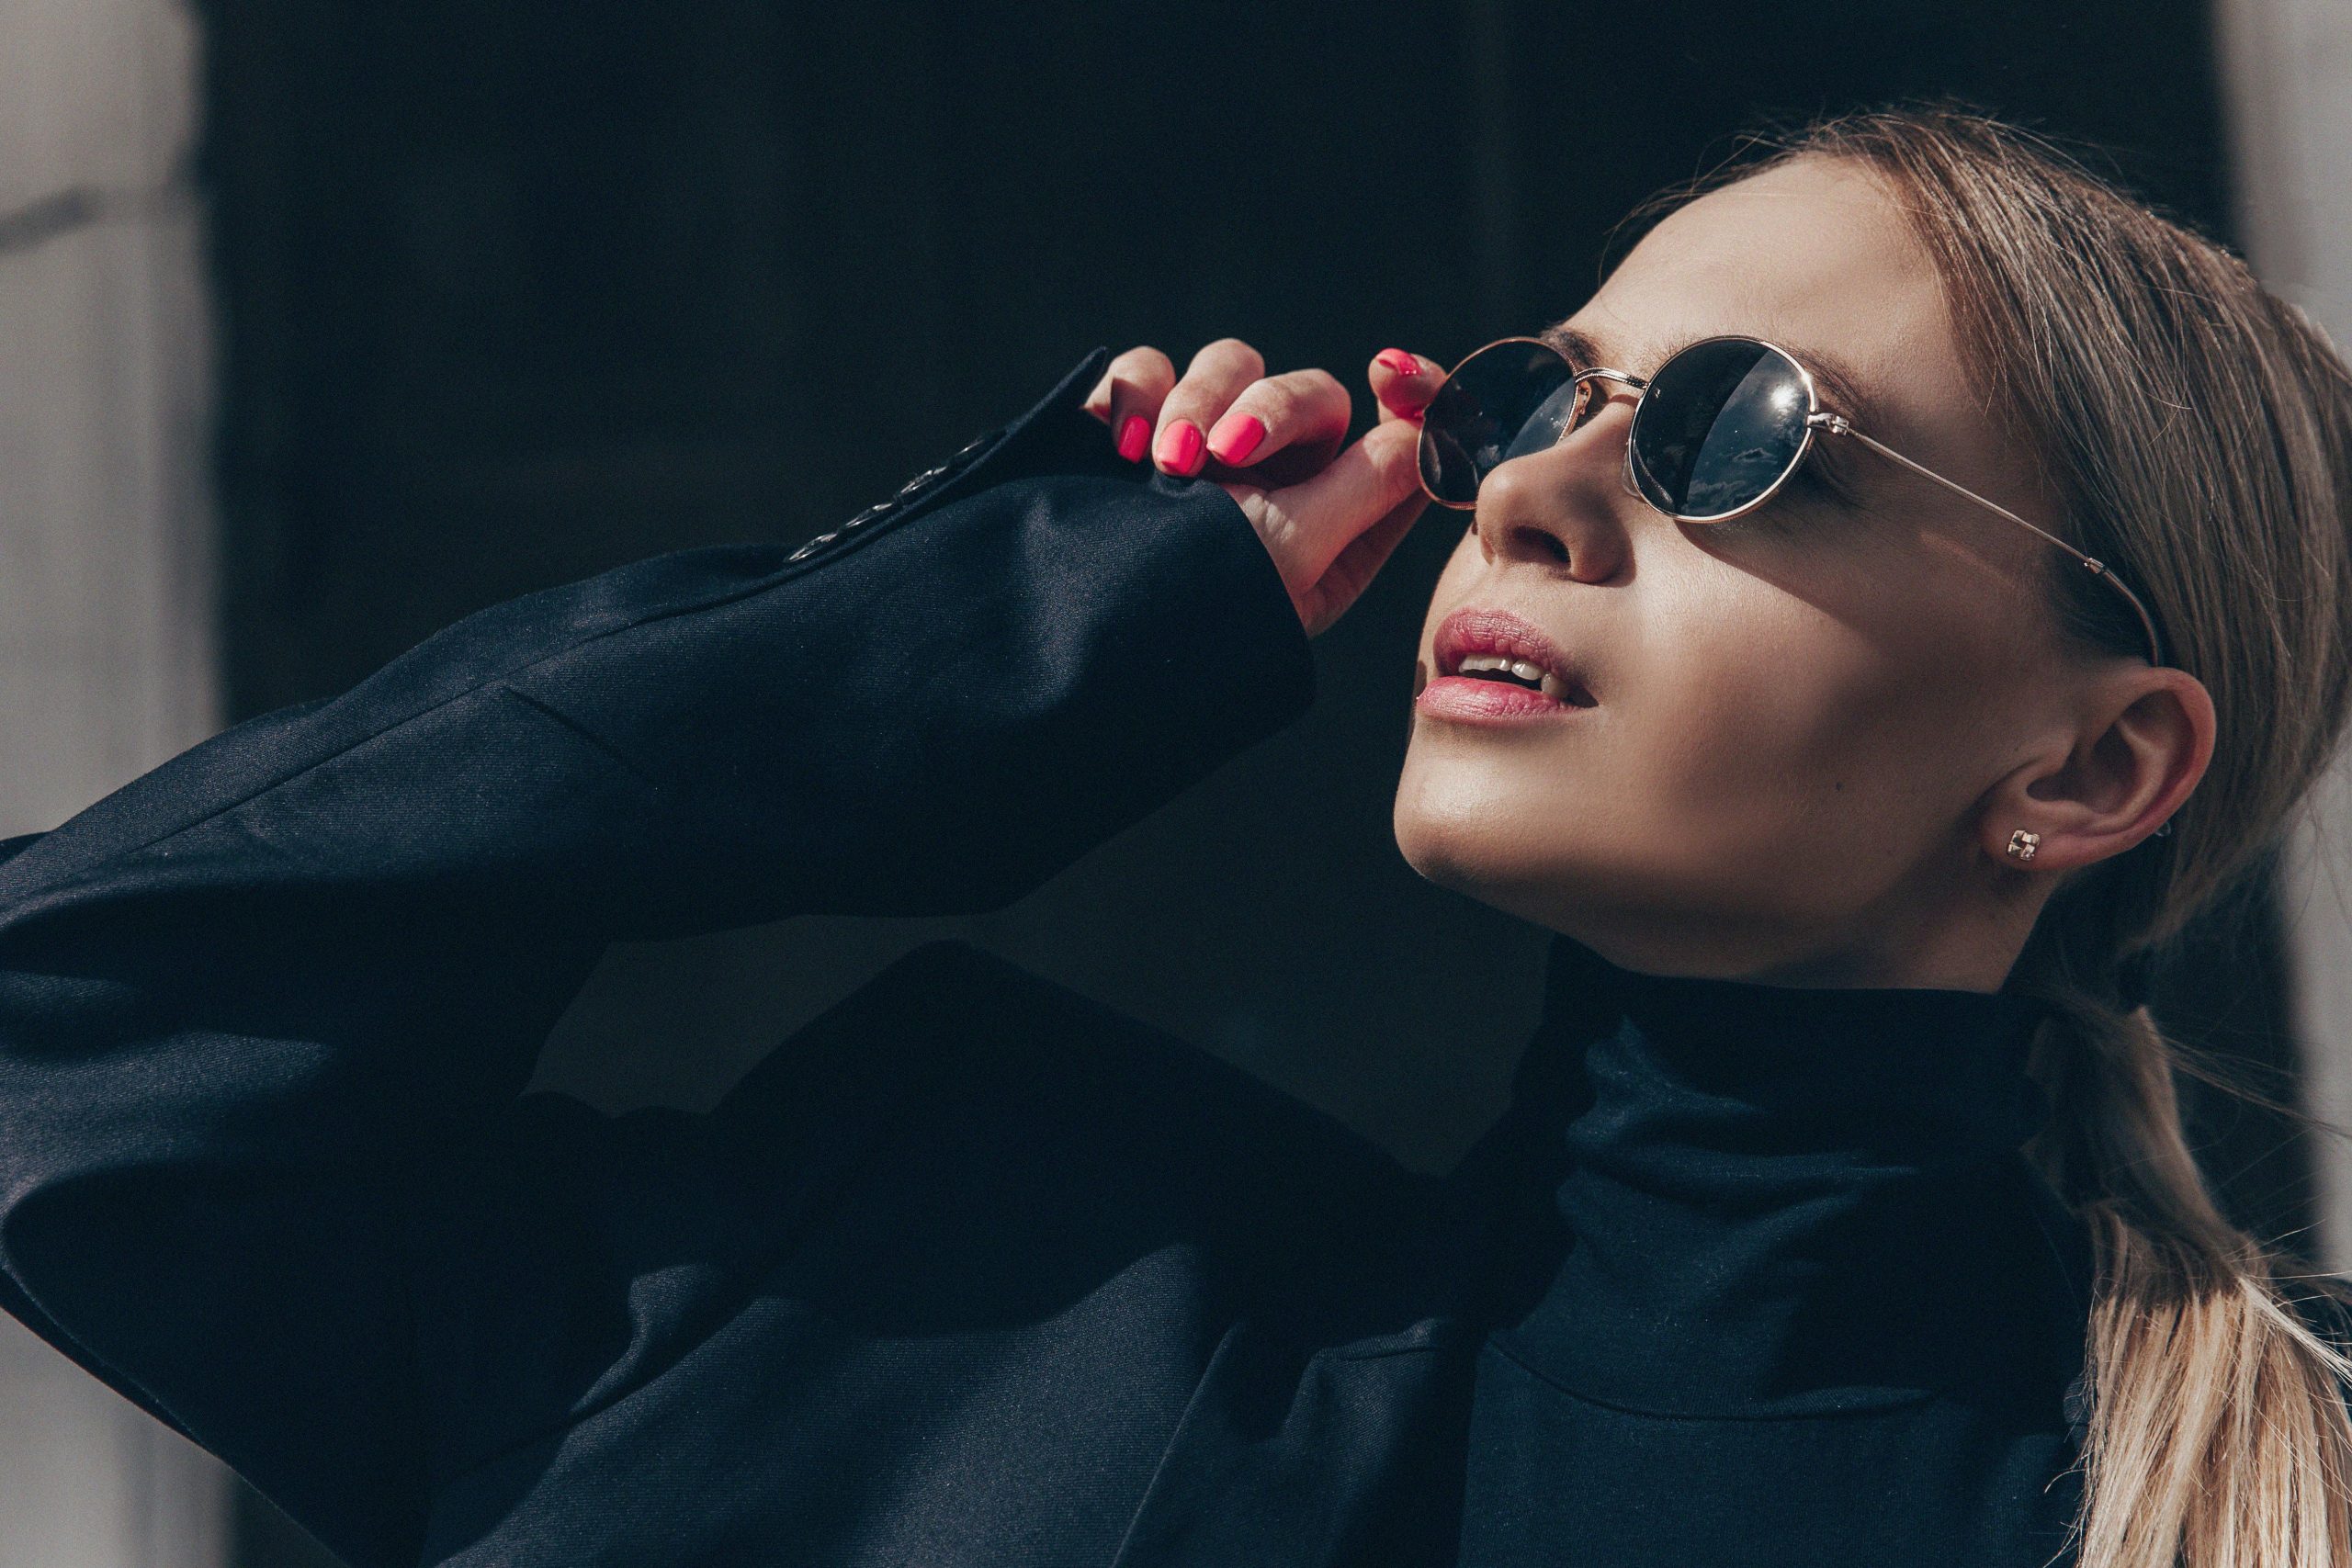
{"left": 1201, "top": 367, "right": 1351, "bottom": 470}
{"left": 1304, "top": 483, "right": 1427, "bottom": 635}
{"left": 1155, "top": 338, "right": 1266, "bottom": 477}
{"left": 1370, "top": 347, "right": 1438, "bottom": 424}
{"left": 1081, "top": 346, "right": 1177, "bottom": 463}
{"left": 1258, "top": 415, "right": 1426, "bottom": 587}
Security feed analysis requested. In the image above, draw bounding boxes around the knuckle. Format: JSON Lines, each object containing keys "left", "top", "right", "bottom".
{"left": 1193, "top": 336, "right": 1266, "bottom": 381}
{"left": 1163, "top": 378, "right": 1219, "bottom": 421}
{"left": 1237, "top": 376, "right": 1298, "bottom": 425}
{"left": 1295, "top": 367, "right": 1347, "bottom": 403}
{"left": 1111, "top": 345, "right": 1175, "bottom": 387}
{"left": 1375, "top": 420, "right": 1426, "bottom": 475}
{"left": 1266, "top": 368, "right": 1345, "bottom": 424}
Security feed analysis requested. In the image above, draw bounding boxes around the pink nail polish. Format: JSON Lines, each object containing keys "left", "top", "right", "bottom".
{"left": 1158, "top": 420, "right": 1204, "bottom": 475}
{"left": 1208, "top": 413, "right": 1265, "bottom": 467}
{"left": 1378, "top": 349, "right": 1420, "bottom": 378}
{"left": 1116, "top": 414, "right": 1150, "bottom": 462}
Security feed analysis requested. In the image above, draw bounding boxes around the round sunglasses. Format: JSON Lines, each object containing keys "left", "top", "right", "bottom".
{"left": 1416, "top": 333, "right": 2165, "bottom": 668}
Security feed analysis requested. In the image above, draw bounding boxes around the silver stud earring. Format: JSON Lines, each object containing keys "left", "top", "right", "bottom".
{"left": 2006, "top": 829, "right": 2041, "bottom": 863}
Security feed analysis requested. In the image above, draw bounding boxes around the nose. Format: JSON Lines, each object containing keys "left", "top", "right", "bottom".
{"left": 1469, "top": 405, "right": 1635, "bottom": 582}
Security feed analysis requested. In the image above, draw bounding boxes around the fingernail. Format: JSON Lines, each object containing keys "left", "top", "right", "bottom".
{"left": 1157, "top": 420, "right": 1204, "bottom": 475}
{"left": 1207, "top": 412, "right": 1265, "bottom": 467}
{"left": 1377, "top": 349, "right": 1420, "bottom": 378}
{"left": 1116, "top": 414, "right": 1150, "bottom": 463}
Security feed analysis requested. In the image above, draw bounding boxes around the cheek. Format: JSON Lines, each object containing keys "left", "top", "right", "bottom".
{"left": 1398, "top": 553, "right": 2003, "bottom": 924}
{"left": 1634, "top": 596, "right": 1935, "bottom": 853}
{"left": 1642, "top": 547, "right": 2038, "bottom": 847}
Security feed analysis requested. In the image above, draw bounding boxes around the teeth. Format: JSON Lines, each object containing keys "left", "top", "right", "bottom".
{"left": 1459, "top": 652, "right": 1551, "bottom": 677}
{"left": 1454, "top": 650, "right": 1574, "bottom": 702}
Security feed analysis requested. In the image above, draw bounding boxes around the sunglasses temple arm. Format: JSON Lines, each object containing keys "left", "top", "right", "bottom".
{"left": 1828, "top": 421, "right": 2165, "bottom": 667}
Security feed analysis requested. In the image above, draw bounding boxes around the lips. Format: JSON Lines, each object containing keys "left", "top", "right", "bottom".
{"left": 1430, "top": 607, "right": 1595, "bottom": 706}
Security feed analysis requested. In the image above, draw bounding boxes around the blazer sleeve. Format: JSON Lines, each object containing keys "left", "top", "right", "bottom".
{"left": 0, "top": 345, "right": 1317, "bottom": 1566}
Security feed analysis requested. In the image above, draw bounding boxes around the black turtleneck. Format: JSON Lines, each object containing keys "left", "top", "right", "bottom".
{"left": 1456, "top": 934, "right": 2095, "bottom": 1566}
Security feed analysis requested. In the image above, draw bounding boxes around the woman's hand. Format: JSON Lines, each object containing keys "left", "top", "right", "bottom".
{"left": 1083, "top": 338, "right": 1441, "bottom": 637}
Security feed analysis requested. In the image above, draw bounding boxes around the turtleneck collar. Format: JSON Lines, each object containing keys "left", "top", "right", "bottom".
{"left": 1470, "top": 932, "right": 2091, "bottom": 1421}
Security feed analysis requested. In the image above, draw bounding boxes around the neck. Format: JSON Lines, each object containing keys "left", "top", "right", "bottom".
{"left": 1544, "top": 867, "right": 2044, "bottom": 993}
{"left": 1486, "top": 932, "right": 2089, "bottom": 1419}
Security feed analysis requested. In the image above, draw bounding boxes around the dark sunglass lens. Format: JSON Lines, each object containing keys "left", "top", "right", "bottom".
{"left": 1419, "top": 342, "right": 1585, "bottom": 505}
{"left": 1628, "top": 340, "right": 1813, "bottom": 520}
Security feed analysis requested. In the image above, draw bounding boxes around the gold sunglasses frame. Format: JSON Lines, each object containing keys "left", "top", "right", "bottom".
{"left": 1419, "top": 333, "right": 2167, "bottom": 669}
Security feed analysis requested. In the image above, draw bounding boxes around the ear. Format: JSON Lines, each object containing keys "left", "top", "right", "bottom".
{"left": 1976, "top": 666, "right": 2214, "bottom": 873}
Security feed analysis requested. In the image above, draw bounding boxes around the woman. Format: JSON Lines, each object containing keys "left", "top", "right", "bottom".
{"left": 0, "top": 106, "right": 2345, "bottom": 1566}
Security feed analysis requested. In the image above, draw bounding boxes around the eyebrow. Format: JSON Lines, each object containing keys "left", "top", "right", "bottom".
{"left": 1540, "top": 321, "right": 1886, "bottom": 436}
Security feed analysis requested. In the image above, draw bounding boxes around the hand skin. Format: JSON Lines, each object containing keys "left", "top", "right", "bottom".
{"left": 1083, "top": 340, "right": 1437, "bottom": 637}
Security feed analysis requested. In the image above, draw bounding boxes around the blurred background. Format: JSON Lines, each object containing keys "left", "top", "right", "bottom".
{"left": 1, "top": 0, "right": 2347, "bottom": 1562}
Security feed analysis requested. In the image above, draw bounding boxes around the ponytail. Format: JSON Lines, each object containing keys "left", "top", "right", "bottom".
{"left": 2017, "top": 911, "right": 2352, "bottom": 1566}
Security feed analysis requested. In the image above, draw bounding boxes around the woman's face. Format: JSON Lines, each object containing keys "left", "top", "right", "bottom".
{"left": 1393, "top": 156, "right": 2080, "bottom": 985}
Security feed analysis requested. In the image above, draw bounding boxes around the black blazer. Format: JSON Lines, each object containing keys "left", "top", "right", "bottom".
{"left": 0, "top": 347, "right": 1510, "bottom": 1567}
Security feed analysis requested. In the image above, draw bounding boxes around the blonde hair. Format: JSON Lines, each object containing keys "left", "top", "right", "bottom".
{"left": 1640, "top": 106, "right": 2352, "bottom": 1564}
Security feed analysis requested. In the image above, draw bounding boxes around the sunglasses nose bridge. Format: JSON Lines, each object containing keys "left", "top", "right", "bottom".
{"left": 1550, "top": 380, "right": 1648, "bottom": 504}
{"left": 1523, "top": 371, "right": 1644, "bottom": 506}
{"left": 1569, "top": 370, "right": 1653, "bottom": 507}
{"left": 1418, "top": 348, "right": 1645, "bottom": 511}
{"left": 1470, "top": 392, "right": 1635, "bottom": 511}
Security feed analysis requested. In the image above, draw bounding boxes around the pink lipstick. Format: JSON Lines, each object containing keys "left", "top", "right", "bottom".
{"left": 1417, "top": 606, "right": 1596, "bottom": 725}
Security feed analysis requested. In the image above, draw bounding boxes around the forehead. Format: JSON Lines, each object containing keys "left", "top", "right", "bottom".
{"left": 1561, "top": 158, "right": 1957, "bottom": 431}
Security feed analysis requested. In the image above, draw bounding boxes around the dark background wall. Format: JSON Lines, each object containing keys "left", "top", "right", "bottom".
{"left": 192, "top": 4, "right": 2301, "bottom": 1562}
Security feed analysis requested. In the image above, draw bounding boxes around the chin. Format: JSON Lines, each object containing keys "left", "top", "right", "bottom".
{"left": 1392, "top": 768, "right": 1571, "bottom": 917}
{"left": 1390, "top": 758, "right": 1693, "bottom": 950}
